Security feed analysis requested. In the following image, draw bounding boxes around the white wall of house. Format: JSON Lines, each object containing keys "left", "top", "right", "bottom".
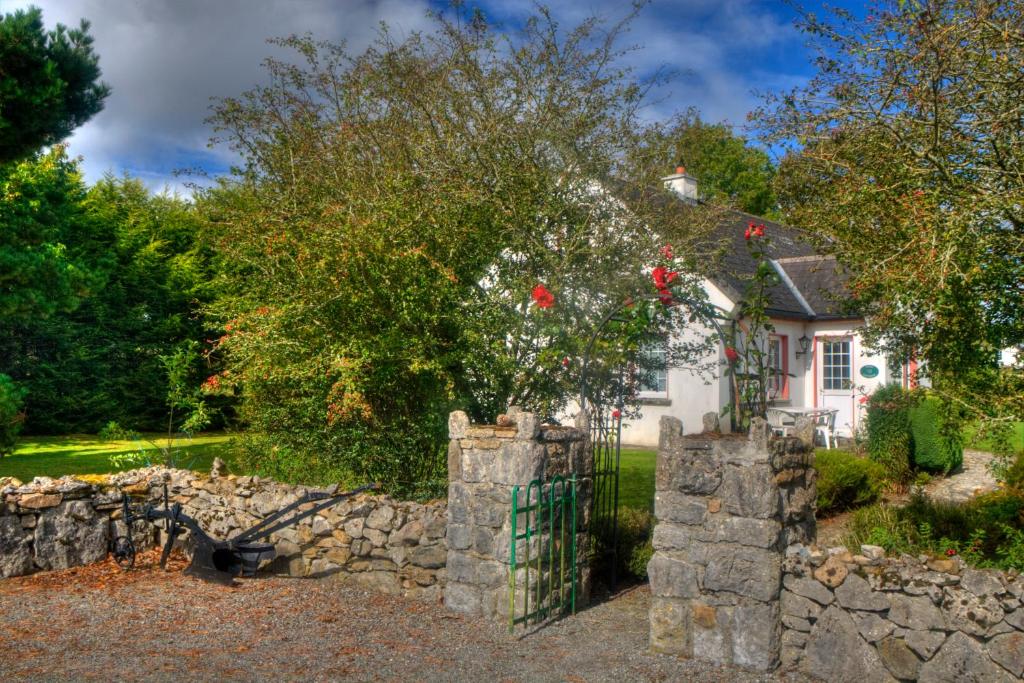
{"left": 620, "top": 311, "right": 897, "bottom": 445}
{"left": 620, "top": 279, "right": 734, "bottom": 446}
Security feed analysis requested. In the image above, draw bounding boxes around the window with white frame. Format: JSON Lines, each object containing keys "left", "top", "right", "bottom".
{"left": 822, "top": 339, "right": 852, "bottom": 390}
{"left": 638, "top": 342, "right": 668, "bottom": 394}
{"left": 767, "top": 335, "right": 788, "bottom": 399}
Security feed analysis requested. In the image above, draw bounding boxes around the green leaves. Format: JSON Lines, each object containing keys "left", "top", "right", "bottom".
{"left": 0, "top": 7, "right": 110, "bottom": 163}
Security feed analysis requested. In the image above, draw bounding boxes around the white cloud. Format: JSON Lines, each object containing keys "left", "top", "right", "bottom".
{"left": 4, "top": 0, "right": 809, "bottom": 191}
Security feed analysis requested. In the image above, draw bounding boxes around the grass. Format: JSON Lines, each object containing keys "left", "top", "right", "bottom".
{"left": 0, "top": 433, "right": 235, "bottom": 482}
{"left": 966, "top": 421, "right": 1024, "bottom": 454}
{"left": 617, "top": 447, "right": 656, "bottom": 511}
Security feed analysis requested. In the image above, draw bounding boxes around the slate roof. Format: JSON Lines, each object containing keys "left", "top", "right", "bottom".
{"left": 695, "top": 209, "right": 857, "bottom": 321}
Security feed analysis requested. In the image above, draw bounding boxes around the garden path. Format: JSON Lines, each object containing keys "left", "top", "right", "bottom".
{"left": 923, "top": 449, "right": 998, "bottom": 504}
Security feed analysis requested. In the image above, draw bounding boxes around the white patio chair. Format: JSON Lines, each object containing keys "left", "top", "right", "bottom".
{"left": 766, "top": 408, "right": 794, "bottom": 437}
{"left": 814, "top": 410, "right": 838, "bottom": 449}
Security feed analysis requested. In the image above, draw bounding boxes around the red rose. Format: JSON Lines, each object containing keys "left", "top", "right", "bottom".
{"left": 531, "top": 284, "right": 555, "bottom": 308}
{"left": 611, "top": 409, "right": 621, "bottom": 419}
{"left": 652, "top": 266, "right": 678, "bottom": 289}
{"left": 661, "top": 244, "right": 674, "bottom": 259}
{"left": 755, "top": 224, "right": 765, "bottom": 237}
{"left": 657, "top": 287, "right": 673, "bottom": 306}
{"left": 725, "top": 346, "right": 740, "bottom": 363}
{"left": 562, "top": 357, "right": 570, "bottom": 367}
{"left": 946, "top": 548, "right": 957, "bottom": 556}
{"left": 744, "top": 227, "right": 751, "bottom": 240}
{"left": 859, "top": 396, "right": 869, "bottom": 404}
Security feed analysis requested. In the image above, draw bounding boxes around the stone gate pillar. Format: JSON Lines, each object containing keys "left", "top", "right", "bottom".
{"left": 444, "top": 407, "right": 593, "bottom": 621}
{"left": 648, "top": 415, "right": 816, "bottom": 671}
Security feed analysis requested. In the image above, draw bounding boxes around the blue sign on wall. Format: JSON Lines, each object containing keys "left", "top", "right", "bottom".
{"left": 860, "top": 365, "right": 879, "bottom": 379}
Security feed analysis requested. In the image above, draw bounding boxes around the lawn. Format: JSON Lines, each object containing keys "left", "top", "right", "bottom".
{"left": 617, "top": 447, "right": 656, "bottom": 511}
{"left": 0, "top": 433, "right": 235, "bottom": 482}
{"left": 966, "top": 421, "right": 1024, "bottom": 454}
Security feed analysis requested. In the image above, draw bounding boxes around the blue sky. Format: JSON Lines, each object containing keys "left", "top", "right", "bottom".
{"left": 5, "top": 0, "right": 868, "bottom": 195}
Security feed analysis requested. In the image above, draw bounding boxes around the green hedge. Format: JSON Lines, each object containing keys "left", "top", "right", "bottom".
{"left": 909, "top": 397, "right": 964, "bottom": 473}
{"left": 816, "top": 449, "right": 887, "bottom": 515}
{"left": 866, "top": 384, "right": 914, "bottom": 483}
{"left": 0, "top": 374, "right": 26, "bottom": 457}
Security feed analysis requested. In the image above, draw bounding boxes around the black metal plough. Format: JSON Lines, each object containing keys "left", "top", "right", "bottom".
{"left": 112, "top": 482, "right": 377, "bottom": 581}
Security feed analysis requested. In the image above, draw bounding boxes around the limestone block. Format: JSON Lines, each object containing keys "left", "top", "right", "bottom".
{"left": 876, "top": 636, "right": 921, "bottom": 680}
{"left": 813, "top": 556, "right": 848, "bottom": 588}
{"left": 731, "top": 600, "right": 780, "bottom": 671}
{"left": 918, "top": 631, "right": 1015, "bottom": 683}
{"left": 904, "top": 629, "right": 946, "bottom": 660}
{"left": 960, "top": 568, "right": 1005, "bottom": 598}
{"left": 651, "top": 522, "right": 698, "bottom": 552}
{"left": 365, "top": 505, "right": 395, "bottom": 532}
{"left": 691, "top": 602, "right": 728, "bottom": 664}
{"left": 988, "top": 631, "right": 1024, "bottom": 678}
{"left": 448, "top": 411, "right": 470, "bottom": 439}
{"left": 18, "top": 492, "right": 62, "bottom": 510}
{"left": 701, "top": 544, "right": 781, "bottom": 602}
{"left": 650, "top": 597, "right": 690, "bottom": 655}
{"left": 648, "top": 552, "right": 699, "bottom": 599}
{"left": 782, "top": 590, "right": 823, "bottom": 620}
{"left": 834, "top": 573, "right": 890, "bottom": 611}
{"left": 852, "top": 611, "right": 896, "bottom": 642}
{"left": 782, "top": 614, "right": 812, "bottom": 632}
{"left": 887, "top": 593, "right": 947, "bottom": 631}
{"left": 783, "top": 574, "right": 835, "bottom": 606}
{"left": 0, "top": 515, "right": 33, "bottom": 577}
{"left": 941, "top": 586, "right": 1004, "bottom": 637}
{"left": 702, "top": 516, "right": 781, "bottom": 550}
{"left": 513, "top": 411, "right": 540, "bottom": 441}
{"left": 720, "top": 464, "right": 778, "bottom": 519}
{"left": 800, "top": 606, "right": 896, "bottom": 683}
{"left": 33, "top": 500, "right": 108, "bottom": 571}
{"left": 409, "top": 544, "right": 446, "bottom": 569}
{"left": 447, "top": 440, "right": 462, "bottom": 482}
{"left": 656, "top": 444, "right": 722, "bottom": 495}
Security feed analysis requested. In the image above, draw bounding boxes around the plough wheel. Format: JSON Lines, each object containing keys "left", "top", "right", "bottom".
{"left": 112, "top": 535, "right": 136, "bottom": 570}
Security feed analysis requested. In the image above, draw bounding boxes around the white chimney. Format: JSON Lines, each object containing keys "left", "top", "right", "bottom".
{"left": 662, "top": 165, "right": 698, "bottom": 204}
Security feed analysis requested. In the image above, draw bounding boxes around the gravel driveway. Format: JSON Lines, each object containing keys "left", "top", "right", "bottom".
{"left": 0, "top": 550, "right": 811, "bottom": 682}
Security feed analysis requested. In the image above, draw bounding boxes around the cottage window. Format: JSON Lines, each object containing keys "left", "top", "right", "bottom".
{"left": 822, "top": 339, "right": 852, "bottom": 390}
{"left": 638, "top": 342, "right": 668, "bottom": 394}
{"left": 767, "top": 335, "right": 789, "bottom": 399}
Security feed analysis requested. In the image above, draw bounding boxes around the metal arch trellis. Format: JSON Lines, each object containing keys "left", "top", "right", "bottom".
{"left": 579, "top": 290, "right": 732, "bottom": 589}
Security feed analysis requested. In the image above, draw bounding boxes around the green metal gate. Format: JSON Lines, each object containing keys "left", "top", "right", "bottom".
{"left": 589, "top": 407, "right": 622, "bottom": 587}
{"left": 508, "top": 475, "right": 577, "bottom": 632}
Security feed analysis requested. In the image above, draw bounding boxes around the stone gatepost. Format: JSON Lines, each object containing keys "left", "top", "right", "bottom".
{"left": 444, "top": 407, "right": 593, "bottom": 621}
{"left": 648, "top": 414, "right": 816, "bottom": 671}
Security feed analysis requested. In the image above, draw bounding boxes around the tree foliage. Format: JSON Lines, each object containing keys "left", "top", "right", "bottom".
{"left": 757, "top": 0, "right": 1024, "bottom": 428}
{"left": 0, "top": 155, "right": 218, "bottom": 434}
{"left": 661, "top": 110, "right": 778, "bottom": 217}
{"left": 201, "top": 7, "right": 718, "bottom": 492}
{"left": 0, "top": 6, "right": 110, "bottom": 163}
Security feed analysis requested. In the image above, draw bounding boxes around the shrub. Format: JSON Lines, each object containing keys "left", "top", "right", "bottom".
{"left": 865, "top": 384, "right": 914, "bottom": 483}
{"left": 909, "top": 397, "right": 964, "bottom": 473}
{"left": 592, "top": 506, "right": 654, "bottom": 582}
{"left": 815, "top": 449, "right": 887, "bottom": 515}
{"left": 0, "top": 374, "right": 26, "bottom": 457}
{"left": 842, "top": 490, "right": 1024, "bottom": 571}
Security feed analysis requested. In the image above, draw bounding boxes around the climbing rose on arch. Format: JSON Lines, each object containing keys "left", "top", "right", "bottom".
{"left": 531, "top": 284, "right": 555, "bottom": 308}
{"left": 652, "top": 266, "right": 678, "bottom": 290}
{"left": 725, "top": 346, "right": 740, "bottom": 363}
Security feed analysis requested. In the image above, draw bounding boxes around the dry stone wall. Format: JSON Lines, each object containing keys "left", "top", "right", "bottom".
{"left": 0, "top": 469, "right": 447, "bottom": 598}
{"left": 782, "top": 543, "right": 1024, "bottom": 681}
{"left": 444, "top": 407, "right": 592, "bottom": 622}
{"left": 648, "top": 415, "right": 817, "bottom": 671}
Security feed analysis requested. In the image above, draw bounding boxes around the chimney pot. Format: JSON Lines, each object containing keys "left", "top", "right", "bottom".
{"left": 675, "top": 165, "right": 685, "bottom": 174}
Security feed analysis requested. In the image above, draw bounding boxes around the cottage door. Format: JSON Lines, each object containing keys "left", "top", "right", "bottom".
{"left": 816, "top": 336, "right": 855, "bottom": 437}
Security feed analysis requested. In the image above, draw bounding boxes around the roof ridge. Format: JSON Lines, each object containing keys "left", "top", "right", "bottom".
{"left": 775, "top": 254, "right": 835, "bottom": 264}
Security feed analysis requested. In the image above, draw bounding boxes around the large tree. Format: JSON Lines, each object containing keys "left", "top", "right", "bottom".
{"left": 662, "top": 110, "right": 778, "bottom": 217}
{"left": 0, "top": 6, "right": 110, "bottom": 164}
{"left": 201, "top": 7, "right": 718, "bottom": 492}
{"left": 757, "top": 0, "right": 1024, "bottom": 431}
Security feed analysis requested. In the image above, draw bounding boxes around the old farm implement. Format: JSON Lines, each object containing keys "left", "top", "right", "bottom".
{"left": 112, "top": 482, "right": 377, "bottom": 580}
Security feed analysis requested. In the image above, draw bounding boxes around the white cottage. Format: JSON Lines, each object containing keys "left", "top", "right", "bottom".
{"left": 620, "top": 171, "right": 918, "bottom": 447}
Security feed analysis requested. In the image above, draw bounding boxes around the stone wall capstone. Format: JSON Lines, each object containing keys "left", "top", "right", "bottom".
{"left": 444, "top": 407, "right": 593, "bottom": 622}
{"left": 647, "top": 414, "right": 817, "bottom": 671}
{"left": 0, "top": 469, "right": 447, "bottom": 598}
